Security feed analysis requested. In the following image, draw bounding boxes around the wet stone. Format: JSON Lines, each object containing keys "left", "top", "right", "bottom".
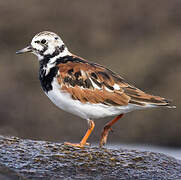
{"left": 0, "top": 135, "right": 180, "bottom": 179}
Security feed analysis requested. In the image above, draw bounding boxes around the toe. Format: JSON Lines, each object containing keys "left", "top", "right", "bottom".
{"left": 64, "top": 142, "right": 90, "bottom": 148}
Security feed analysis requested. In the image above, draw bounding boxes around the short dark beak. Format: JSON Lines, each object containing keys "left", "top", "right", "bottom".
{"left": 16, "top": 45, "right": 33, "bottom": 54}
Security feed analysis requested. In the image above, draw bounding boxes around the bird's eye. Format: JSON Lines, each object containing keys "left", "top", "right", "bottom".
{"left": 41, "top": 39, "right": 46, "bottom": 44}
{"left": 35, "top": 40, "right": 40, "bottom": 43}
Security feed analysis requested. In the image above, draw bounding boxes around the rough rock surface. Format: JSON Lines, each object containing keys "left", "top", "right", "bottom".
{"left": 0, "top": 136, "right": 181, "bottom": 180}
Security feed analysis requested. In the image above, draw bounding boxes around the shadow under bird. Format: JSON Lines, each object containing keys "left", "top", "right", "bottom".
{"left": 16, "top": 31, "right": 176, "bottom": 148}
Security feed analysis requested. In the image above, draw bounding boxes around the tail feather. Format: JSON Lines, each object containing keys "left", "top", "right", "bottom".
{"left": 124, "top": 85, "right": 176, "bottom": 108}
{"left": 127, "top": 91, "right": 176, "bottom": 108}
{"left": 154, "top": 98, "right": 176, "bottom": 108}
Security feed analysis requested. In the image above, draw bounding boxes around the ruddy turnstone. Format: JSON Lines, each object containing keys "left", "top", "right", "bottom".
{"left": 16, "top": 31, "right": 175, "bottom": 148}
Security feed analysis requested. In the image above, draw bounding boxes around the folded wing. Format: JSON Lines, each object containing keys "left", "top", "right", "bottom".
{"left": 56, "top": 55, "right": 175, "bottom": 108}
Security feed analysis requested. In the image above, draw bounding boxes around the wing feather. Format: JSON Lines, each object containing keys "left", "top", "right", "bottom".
{"left": 56, "top": 55, "right": 173, "bottom": 107}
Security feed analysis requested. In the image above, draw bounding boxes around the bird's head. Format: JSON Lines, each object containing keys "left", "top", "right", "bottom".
{"left": 16, "top": 31, "right": 70, "bottom": 59}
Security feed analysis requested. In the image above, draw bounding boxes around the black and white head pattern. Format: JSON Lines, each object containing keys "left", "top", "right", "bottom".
{"left": 30, "top": 31, "right": 70, "bottom": 60}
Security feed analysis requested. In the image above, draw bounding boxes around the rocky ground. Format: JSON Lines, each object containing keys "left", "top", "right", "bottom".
{"left": 0, "top": 135, "right": 180, "bottom": 180}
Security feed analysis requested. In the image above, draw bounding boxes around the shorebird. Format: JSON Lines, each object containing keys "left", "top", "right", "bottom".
{"left": 16, "top": 31, "right": 175, "bottom": 148}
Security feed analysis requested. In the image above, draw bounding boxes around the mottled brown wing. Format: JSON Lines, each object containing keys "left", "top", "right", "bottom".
{"left": 56, "top": 55, "right": 171, "bottom": 107}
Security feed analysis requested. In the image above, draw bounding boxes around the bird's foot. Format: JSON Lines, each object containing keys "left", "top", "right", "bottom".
{"left": 64, "top": 142, "right": 90, "bottom": 148}
{"left": 99, "top": 114, "right": 123, "bottom": 148}
{"left": 99, "top": 125, "right": 113, "bottom": 148}
{"left": 64, "top": 120, "right": 95, "bottom": 148}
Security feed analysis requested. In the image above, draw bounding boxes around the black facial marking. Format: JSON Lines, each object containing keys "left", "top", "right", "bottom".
{"left": 40, "top": 49, "right": 61, "bottom": 65}
{"left": 39, "top": 45, "right": 66, "bottom": 64}
{"left": 91, "top": 72, "right": 98, "bottom": 79}
{"left": 59, "top": 44, "right": 65, "bottom": 52}
{"left": 41, "top": 39, "right": 46, "bottom": 44}
{"left": 36, "top": 45, "right": 48, "bottom": 57}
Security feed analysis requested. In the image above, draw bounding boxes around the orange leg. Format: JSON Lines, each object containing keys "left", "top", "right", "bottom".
{"left": 100, "top": 114, "right": 124, "bottom": 148}
{"left": 64, "top": 120, "right": 95, "bottom": 148}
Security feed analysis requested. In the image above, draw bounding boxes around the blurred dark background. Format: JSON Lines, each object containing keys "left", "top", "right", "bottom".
{"left": 0, "top": 0, "right": 180, "bottom": 147}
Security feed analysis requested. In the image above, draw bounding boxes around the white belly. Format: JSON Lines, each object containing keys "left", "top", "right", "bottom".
{"left": 46, "top": 78, "right": 152, "bottom": 120}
